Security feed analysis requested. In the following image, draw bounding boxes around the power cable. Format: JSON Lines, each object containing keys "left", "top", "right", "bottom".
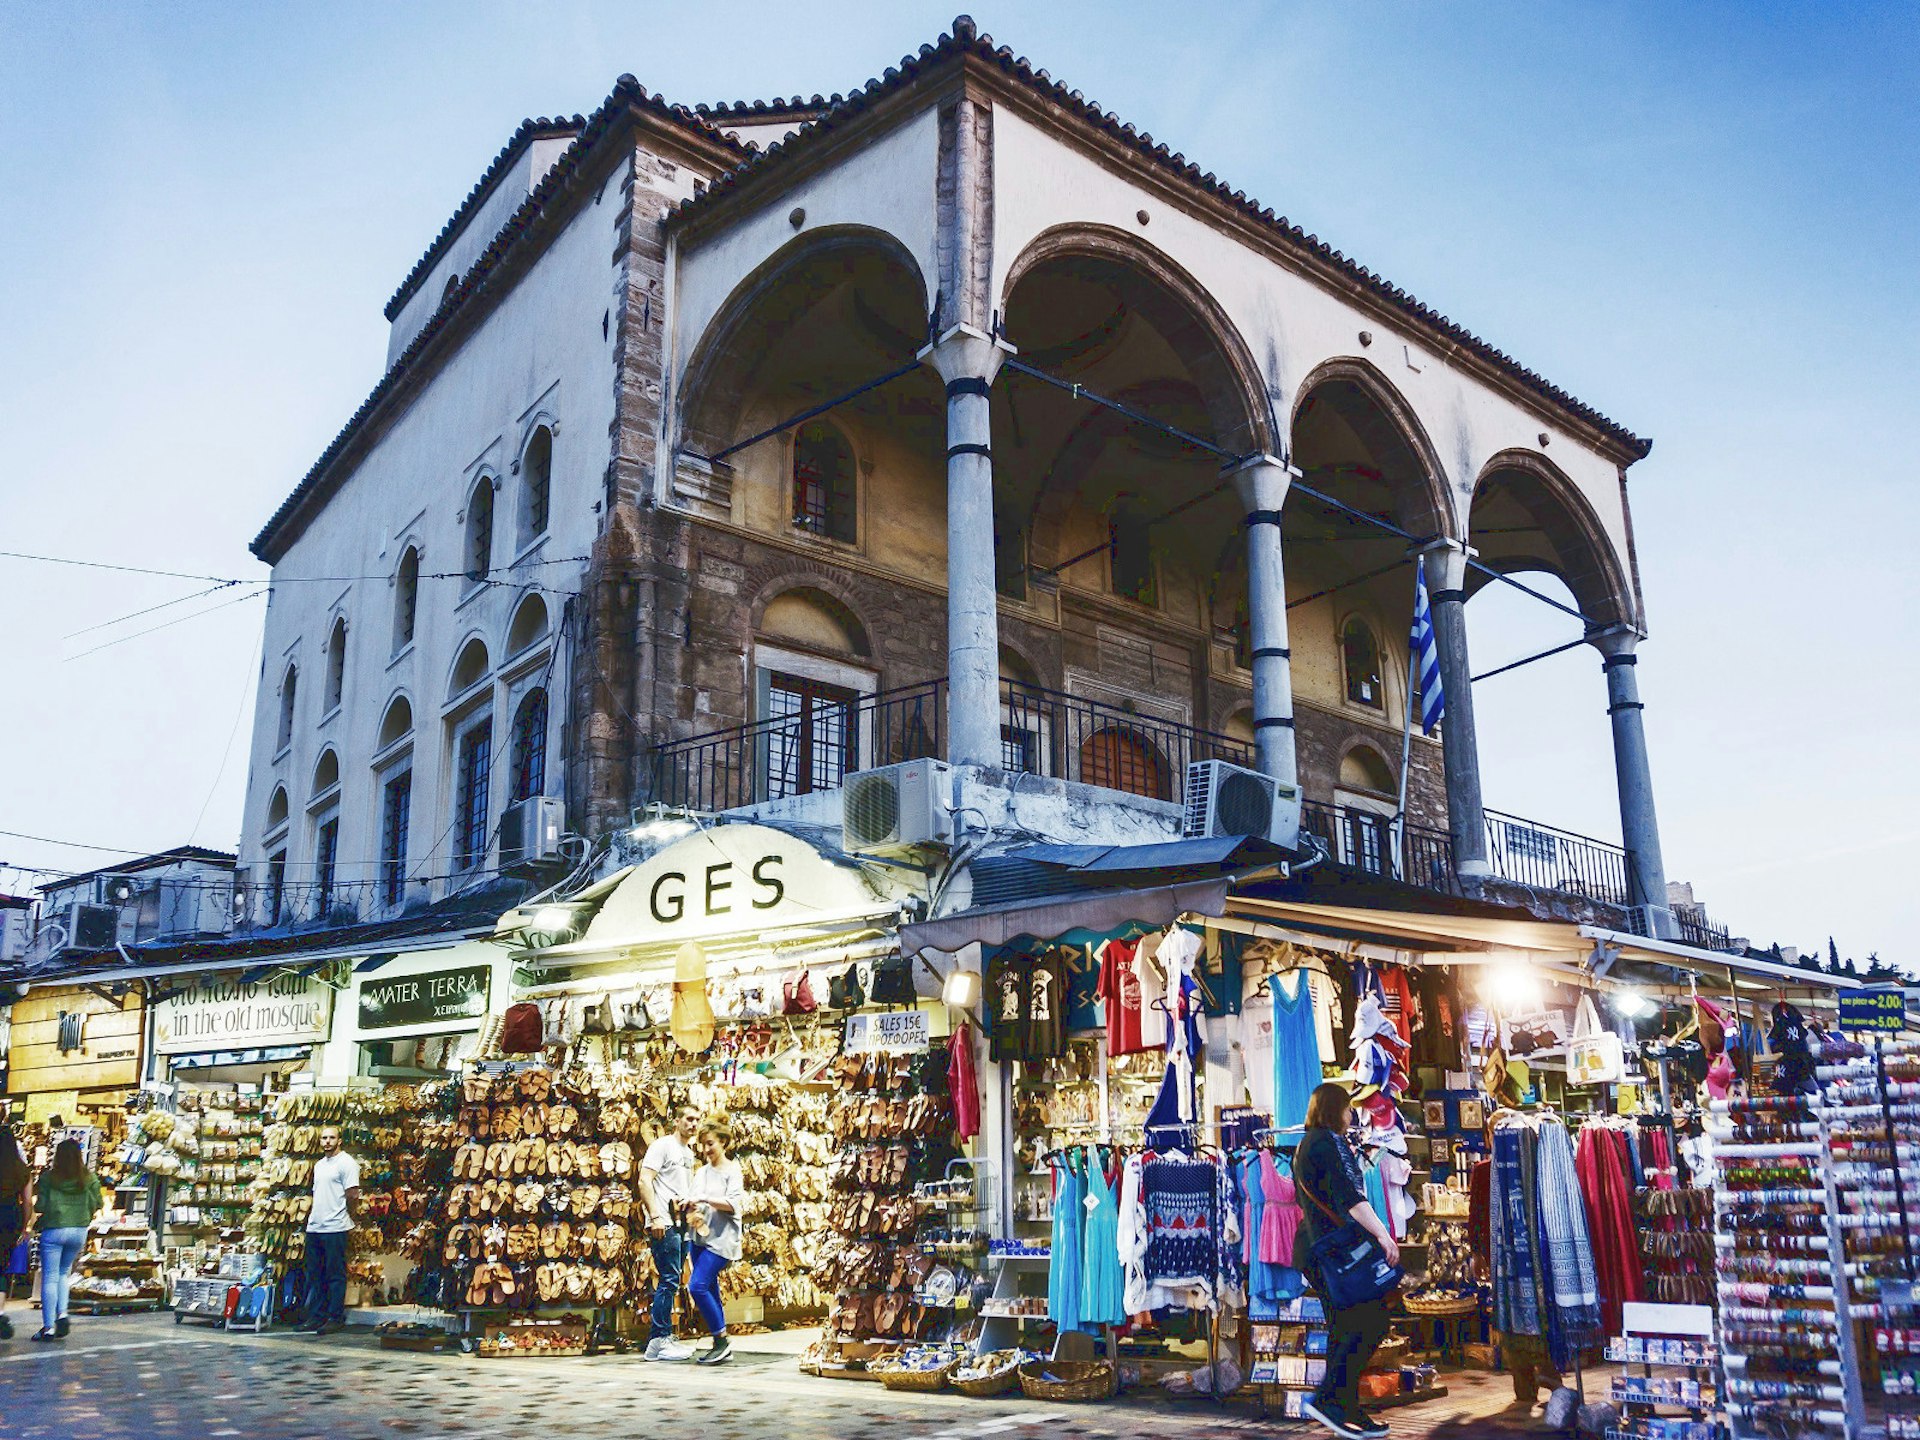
{"left": 63, "top": 581, "right": 243, "bottom": 640}
{"left": 2, "top": 548, "right": 591, "bottom": 587}
{"left": 190, "top": 621, "right": 265, "bottom": 845}
{"left": 64, "top": 587, "right": 269, "bottom": 663}
{"left": 0, "top": 828, "right": 153, "bottom": 855}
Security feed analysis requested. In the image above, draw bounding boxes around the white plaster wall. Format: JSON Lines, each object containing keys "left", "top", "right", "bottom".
{"left": 669, "top": 106, "right": 941, "bottom": 398}
{"left": 240, "top": 160, "right": 633, "bottom": 908}
{"left": 386, "top": 135, "right": 577, "bottom": 365}
{"left": 987, "top": 108, "right": 1635, "bottom": 582}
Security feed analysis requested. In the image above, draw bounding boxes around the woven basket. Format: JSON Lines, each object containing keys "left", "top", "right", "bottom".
{"left": 877, "top": 1359, "right": 958, "bottom": 1393}
{"left": 1017, "top": 1359, "right": 1115, "bottom": 1402}
{"left": 1369, "top": 1334, "right": 1411, "bottom": 1368}
{"left": 950, "top": 1363, "right": 1023, "bottom": 1398}
{"left": 1402, "top": 1293, "right": 1480, "bottom": 1318}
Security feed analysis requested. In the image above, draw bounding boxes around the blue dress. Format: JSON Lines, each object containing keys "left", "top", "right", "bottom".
{"left": 1079, "top": 1153, "right": 1127, "bottom": 1327}
{"left": 1048, "top": 1159, "right": 1085, "bottom": 1331}
{"left": 1272, "top": 972, "right": 1323, "bottom": 1131}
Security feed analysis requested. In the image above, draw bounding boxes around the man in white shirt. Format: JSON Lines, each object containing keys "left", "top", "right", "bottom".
{"left": 636, "top": 1105, "right": 699, "bottom": 1360}
{"left": 305, "top": 1125, "right": 361, "bottom": 1336}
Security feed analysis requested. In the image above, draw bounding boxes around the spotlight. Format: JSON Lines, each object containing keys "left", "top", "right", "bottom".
{"left": 1611, "top": 990, "right": 1651, "bottom": 1019}
{"left": 942, "top": 969, "right": 980, "bottom": 1009}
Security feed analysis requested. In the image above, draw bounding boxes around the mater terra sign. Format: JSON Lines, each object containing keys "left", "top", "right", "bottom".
{"left": 358, "top": 965, "right": 491, "bottom": 1032}
{"left": 155, "top": 972, "right": 333, "bottom": 1055}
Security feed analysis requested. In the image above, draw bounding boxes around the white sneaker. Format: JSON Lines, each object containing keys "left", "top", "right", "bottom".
{"left": 645, "top": 1338, "right": 696, "bottom": 1361}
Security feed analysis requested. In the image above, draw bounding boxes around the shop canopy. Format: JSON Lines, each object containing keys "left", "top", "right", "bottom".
{"left": 1222, "top": 893, "right": 1867, "bottom": 997}
{"left": 897, "top": 835, "right": 1286, "bottom": 957}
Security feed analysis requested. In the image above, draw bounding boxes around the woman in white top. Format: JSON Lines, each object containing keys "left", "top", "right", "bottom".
{"left": 685, "top": 1119, "right": 746, "bottom": 1365}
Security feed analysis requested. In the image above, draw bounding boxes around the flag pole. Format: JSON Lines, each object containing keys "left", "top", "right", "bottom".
{"left": 1395, "top": 648, "right": 1416, "bottom": 882}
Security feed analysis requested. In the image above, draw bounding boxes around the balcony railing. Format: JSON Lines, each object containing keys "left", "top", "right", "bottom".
{"left": 1483, "top": 809, "right": 1631, "bottom": 908}
{"left": 648, "top": 677, "right": 1255, "bottom": 812}
{"left": 1302, "top": 800, "right": 1460, "bottom": 895}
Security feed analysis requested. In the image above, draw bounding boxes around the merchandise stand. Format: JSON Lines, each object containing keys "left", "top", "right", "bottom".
{"left": 1605, "top": 1300, "right": 1717, "bottom": 1437}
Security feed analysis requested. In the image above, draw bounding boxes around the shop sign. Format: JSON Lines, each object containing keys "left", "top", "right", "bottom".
{"left": 1838, "top": 987, "right": 1906, "bottom": 1034}
{"left": 154, "top": 972, "right": 333, "bottom": 1055}
{"left": 585, "top": 824, "right": 906, "bottom": 949}
{"left": 358, "top": 965, "right": 491, "bottom": 1032}
{"left": 843, "top": 1010, "right": 931, "bottom": 1055}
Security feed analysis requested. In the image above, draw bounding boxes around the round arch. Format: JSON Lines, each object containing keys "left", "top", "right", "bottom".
{"left": 678, "top": 225, "right": 933, "bottom": 455}
{"left": 376, "top": 693, "right": 414, "bottom": 751}
{"left": 310, "top": 747, "right": 341, "bottom": 799}
{"left": 448, "top": 634, "right": 492, "bottom": 698}
{"left": 265, "top": 785, "right": 290, "bottom": 832}
{"left": 506, "top": 593, "right": 550, "bottom": 657}
{"left": 748, "top": 577, "right": 873, "bottom": 659}
{"left": 1336, "top": 739, "right": 1397, "bottom": 797}
{"left": 999, "top": 223, "right": 1278, "bottom": 458}
{"left": 1467, "top": 447, "right": 1635, "bottom": 629}
{"left": 1290, "top": 355, "right": 1455, "bottom": 540}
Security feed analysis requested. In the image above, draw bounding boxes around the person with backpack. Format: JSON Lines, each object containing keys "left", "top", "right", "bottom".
{"left": 32, "top": 1137, "right": 103, "bottom": 1341}
{"left": 1294, "top": 1082, "right": 1401, "bottom": 1438}
{"left": 0, "top": 1123, "right": 29, "bottom": 1340}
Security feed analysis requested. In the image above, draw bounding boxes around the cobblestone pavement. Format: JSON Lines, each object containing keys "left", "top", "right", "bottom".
{"left": 0, "top": 1314, "right": 1571, "bottom": 1440}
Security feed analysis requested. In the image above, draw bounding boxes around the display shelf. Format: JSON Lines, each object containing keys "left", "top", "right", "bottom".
{"left": 1607, "top": 1302, "right": 1717, "bottom": 1428}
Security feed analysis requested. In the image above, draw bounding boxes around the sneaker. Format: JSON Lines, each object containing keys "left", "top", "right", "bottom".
{"left": 1353, "top": 1411, "right": 1390, "bottom": 1437}
{"left": 54, "top": 1318, "right": 70, "bottom": 1339}
{"left": 316, "top": 1321, "right": 347, "bottom": 1336}
{"left": 644, "top": 1337, "right": 696, "bottom": 1361}
{"left": 695, "top": 1336, "right": 732, "bottom": 1366}
{"left": 0, "top": 1315, "right": 14, "bottom": 1340}
{"left": 1301, "top": 1398, "right": 1366, "bottom": 1438}
{"left": 29, "top": 1330, "right": 59, "bottom": 1343}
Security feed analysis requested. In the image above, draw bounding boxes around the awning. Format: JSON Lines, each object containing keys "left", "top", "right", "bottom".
{"left": 899, "top": 876, "right": 1232, "bottom": 956}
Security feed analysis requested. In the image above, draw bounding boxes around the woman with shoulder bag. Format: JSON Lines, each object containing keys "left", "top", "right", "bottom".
{"left": 1294, "top": 1082, "right": 1400, "bottom": 1438}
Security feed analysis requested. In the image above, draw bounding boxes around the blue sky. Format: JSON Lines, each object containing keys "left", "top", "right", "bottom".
{"left": 1, "top": 3, "right": 1914, "bottom": 961}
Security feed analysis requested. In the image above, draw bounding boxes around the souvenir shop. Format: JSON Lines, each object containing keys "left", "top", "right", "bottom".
{"left": 873, "top": 875, "right": 1877, "bottom": 1422}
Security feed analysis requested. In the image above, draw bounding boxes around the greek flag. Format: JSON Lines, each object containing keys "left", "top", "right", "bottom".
{"left": 1410, "top": 558, "right": 1445, "bottom": 735}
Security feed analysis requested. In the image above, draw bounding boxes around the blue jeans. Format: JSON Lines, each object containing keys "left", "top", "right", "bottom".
{"left": 648, "top": 1228, "right": 685, "bottom": 1340}
{"left": 688, "top": 1245, "right": 729, "bottom": 1338}
{"left": 39, "top": 1227, "right": 87, "bottom": 1333}
{"left": 303, "top": 1230, "right": 350, "bottom": 1327}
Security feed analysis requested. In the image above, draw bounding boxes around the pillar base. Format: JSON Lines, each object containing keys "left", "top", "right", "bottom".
{"left": 1454, "top": 859, "right": 1493, "bottom": 879}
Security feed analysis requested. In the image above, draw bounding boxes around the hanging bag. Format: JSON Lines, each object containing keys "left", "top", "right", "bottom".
{"left": 1297, "top": 1154, "right": 1403, "bottom": 1311}
{"left": 1567, "top": 994, "right": 1624, "bottom": 1086}
{"left": 783, "top": 968, "right": 818, "bottom": 1016}
{"left": 868, "top": 951, "right": 916, "bottom": 1007}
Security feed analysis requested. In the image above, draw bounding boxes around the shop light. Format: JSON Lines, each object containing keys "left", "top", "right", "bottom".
{"left": 530, "top": 906, "right": 578, "bottom": 935}
{"left": 1611, "top": 990, "right": 1652, "bottom": 1019}
{"left": 942, "top": 969, "right": 981, "bottom": 1010}
{"left": 1484, "top": 962, "right": 1541, "bottom": 1011}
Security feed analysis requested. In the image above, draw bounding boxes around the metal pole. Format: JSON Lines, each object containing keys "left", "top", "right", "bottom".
{"left": 1394, "top": 650, "right": 1417, "bottom": 882}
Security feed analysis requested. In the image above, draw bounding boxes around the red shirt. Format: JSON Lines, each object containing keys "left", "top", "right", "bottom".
{"left": 1100, "top": 938, "right": 1152, "bottom": 1056}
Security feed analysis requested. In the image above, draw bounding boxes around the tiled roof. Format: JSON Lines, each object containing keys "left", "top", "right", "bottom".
{"left": 37, "top": 845, "right": 238, "bottom": 895}
{"left": 252, "top": 78, "right": 744, "bottom": 562}
{"left": 671, "top": 17, "right": 1650, "bottom": 461}
{"left": 382, "top": 117, "right": 585, "bottom": 322}
{"left": 694, "top": 97, "right": 837, "bottom": 124}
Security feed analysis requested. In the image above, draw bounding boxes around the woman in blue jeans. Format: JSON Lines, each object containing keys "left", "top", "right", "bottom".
{"left": 685, "top": 1120, "right": 746, "bottom": 1366}
{"left": 32, "top": 1138, "right": 102, "bottom": 1342}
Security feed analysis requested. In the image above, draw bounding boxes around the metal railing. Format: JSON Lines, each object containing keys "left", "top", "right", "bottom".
{"left": 648, "top": 676, "right": 1256, "bottom": 812}
{"left": 1301, "top": 800, "right": 1460, "bottom": 894}
{"left": 1483, "top": 809, "right": 1631, "bottom": 907}
{"left": 1672, "top": 902, "right": 1734, "bottom": 951}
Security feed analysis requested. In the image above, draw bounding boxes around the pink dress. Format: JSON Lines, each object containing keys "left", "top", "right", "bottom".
{"left": 1257, "top": 1151, "right": 1301, "bottom": 1264}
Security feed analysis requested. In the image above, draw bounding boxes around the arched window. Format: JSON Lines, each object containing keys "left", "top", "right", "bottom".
{"left": 311, "top": 747, "right": 340, "bottom": 799}
{"left": 377, "top": 695, "right": 413, "bottom": 751}
{"left": 450, "top": 637, "right": 490, "bottom": 697}
{"left": 791, "top": 422, "right": 856, "bottom": 543}
{"left": 465, "top": 478, "right": 495, "bottom": 582}
{"left": 520, "top": 425, "right": 553, "bottom": 545}
{"left": 276, "top": 664, "right": 298, "bottom": 752}
{"left": 1078, "top": 726, "right": 1169, "bottom": 801}
{"left": 1109, "top": 504, "right": 1157, "bottom": 605}
{"left": 1342, "top": 617, "right": 1384, "bottom": 709}
{"left": 509, "top": 688, "right": 548, "bottom": 803}
{"left": 265, "top": 785, "right": 290, "bottom": 833}
{"left": 1338, "top": 745, "right": 1395, "bottom": 796}
{"left": 393, "top": 547, "right": 420, "bottom": 652}
{"left": 323, "top": 618, "right": 348, "bottom": 712}
{"left": 506, "top": 594, "right": 549, "bottom": 657}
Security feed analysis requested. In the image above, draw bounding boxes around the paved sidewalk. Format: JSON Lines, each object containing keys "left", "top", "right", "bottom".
{"left": 0, "top": 1313, "right": 1578, "bottom": 1439}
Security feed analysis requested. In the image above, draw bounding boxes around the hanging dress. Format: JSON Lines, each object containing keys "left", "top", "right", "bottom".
{"left": 1080, "top": 1150, "right": 1127, "bottom": 1327}
{"left": 1272, "top": 971, "right": 1323, "bottom": 1131}
{"left": 1048, "top": 1156, "right": 1085, "bottom": 1331}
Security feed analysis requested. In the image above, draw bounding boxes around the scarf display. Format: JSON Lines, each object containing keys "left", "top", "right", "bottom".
{"left": 1490, "top": 1115, "right": 1600, "bottom": 1368}
{"left": 1574, "top": 1122, "right": 1644, "bottom": 1333}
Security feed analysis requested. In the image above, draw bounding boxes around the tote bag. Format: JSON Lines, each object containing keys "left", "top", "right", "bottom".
{"left": 1568, "top": 994, "right": 1624, "bottom": 1086}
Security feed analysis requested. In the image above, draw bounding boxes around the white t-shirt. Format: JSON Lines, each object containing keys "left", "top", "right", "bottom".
{"left": 690, "top": 1159, "right": 747, "bottom": 1262}
{"left": 307, "top": 1151, "right": 361, "bottom": 1234}
{"left": 641, "top": 1134, "right": 695, "bottom": 1223}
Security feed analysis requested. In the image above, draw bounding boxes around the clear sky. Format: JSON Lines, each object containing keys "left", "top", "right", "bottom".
{"left": 1, "top": 3, "right": 1914, "bottom": 962}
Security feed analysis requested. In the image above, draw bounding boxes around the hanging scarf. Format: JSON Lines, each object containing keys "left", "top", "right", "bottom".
{"left": 948, "top": 1021, "right": 980, "bottom": 1141}
{"left": 1490, "top": 1126, "right": 1542, "bottom": 1336}
{"left": 1537, "top": 1120, "right": 1602, "bottom": 1362}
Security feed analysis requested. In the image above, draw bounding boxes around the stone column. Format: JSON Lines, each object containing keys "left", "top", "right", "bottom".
{"left": 1230, "top": 455, "right": 1299, "bottom": 788}
{"left": 1592, "top": 626, "right": 1675, "bottom": 937}
{"left": 920, "top": 324, "right": 1013, "bottom": 769}
{"left": 1421, "top": 540, "right": 1491, "bottom": 877}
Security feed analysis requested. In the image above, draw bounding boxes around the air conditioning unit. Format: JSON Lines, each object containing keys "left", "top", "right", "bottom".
{"left": 843, "top": 759, "right": 954, "bottom": 855}
{"left": 1182, "top": 760, "right": 1302, "bottom": 851}
{"left": 99, "top": 874, "right": 138, "bottom": 906}
{"left": 501, "top": 796, "right": 567, "bottom": 867}
{"left": 0, "top": 908, "right": 28, "bottom": 965}
{"left": 54, "top": 901, "right": 121, "bottom": 954}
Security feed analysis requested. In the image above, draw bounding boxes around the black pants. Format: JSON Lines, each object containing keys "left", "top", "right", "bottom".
{"left": 303, "top": 1231, "right": 349, "bottom": 1326}
{"left": 1314, "top": 1295, "right": 1393, "bottom": 1415}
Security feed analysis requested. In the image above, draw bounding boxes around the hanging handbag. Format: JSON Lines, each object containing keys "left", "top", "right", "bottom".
{"left": 867, "top": 952, "right": 916, "bottom": 1007}
{"left": 1567, "top": 994, "right": 1624, "bottom": 1086}
{"left": 500, "top": 1002, "right": 544, "bottom": 1055}
{"left": 580, "top": 994, "right": 616, "bottom": 1037}
{"left": 1297, "top": 1153, "right": 1403, "bottom": 1311}
{"left": 828, "top": 963, "right": 866, "bottom": 1011}
{"left": 783, "top": 968, "right": 818, "bottom": 1015}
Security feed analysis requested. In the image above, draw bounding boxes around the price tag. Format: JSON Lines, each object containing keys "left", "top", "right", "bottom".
{"left": 1837, "top": 988, "right": 1906, "bottom": 1034}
